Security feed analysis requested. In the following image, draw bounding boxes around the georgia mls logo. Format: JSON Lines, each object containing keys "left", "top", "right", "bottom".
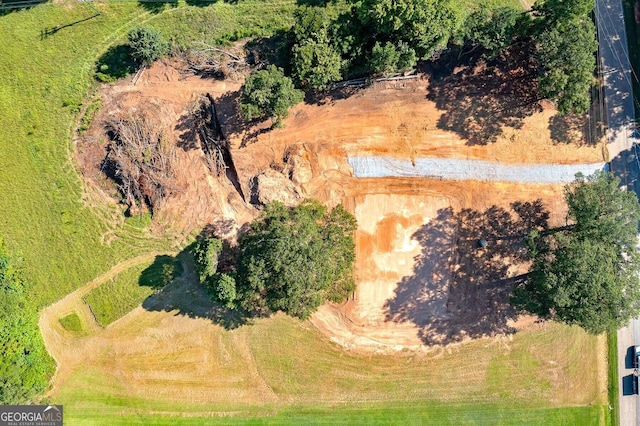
{"left": 0, "top": 405, "right": 63, "bottom": 426}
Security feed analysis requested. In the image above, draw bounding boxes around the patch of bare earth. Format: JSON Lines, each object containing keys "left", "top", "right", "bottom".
{"left": 73, "top": 57, "right": 605, "bottom": 357}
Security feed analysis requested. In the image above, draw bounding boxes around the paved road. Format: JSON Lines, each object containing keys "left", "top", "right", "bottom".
{"left": 595, "top": 0, "right": 640, "bottom": 424}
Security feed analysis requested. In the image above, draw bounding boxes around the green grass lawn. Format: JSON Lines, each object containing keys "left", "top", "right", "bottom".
{"left": 58, "top": 312, "right": 84, "bottom": 333}
{"left": 83, "top": 257, "right": 180, "bottom": 326}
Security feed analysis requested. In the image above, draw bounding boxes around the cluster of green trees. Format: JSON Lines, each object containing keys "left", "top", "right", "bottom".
{"left": 514, "top": 172, "right": 640, "bottom": 334}
{"left": 0, "top": 239, "right": 54, "bottom": 404}
{"left": 240, "top": 0, "right": 598, "bottom": 123}
{"left": 531, "top": 0, "right": 597, "bottom": 114}
{"left": 194, "top": 200, "right": 357, "bottom": 320}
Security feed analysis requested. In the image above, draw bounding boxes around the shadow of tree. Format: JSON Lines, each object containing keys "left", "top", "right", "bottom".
{"left": 138, "top": 0, "right": 178, "bottom": 14}
{"left": 426, "top": 46, "right": 542, "bottom": 145}
{"left": 141, "top": 249, "right": 250, "bottom": 330}
{"left": 384, "top": 200, "right": 550, "bottom": 345}
{"left": 548, "top": 101, "right": 605, "bottom": 146}
{"left": 95, "top": 44, "right": 137, "bottom": 82}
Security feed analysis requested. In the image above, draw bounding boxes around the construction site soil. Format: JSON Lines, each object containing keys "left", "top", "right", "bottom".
{"left": 76, "top": 59, "right": 605, "bottom": 350}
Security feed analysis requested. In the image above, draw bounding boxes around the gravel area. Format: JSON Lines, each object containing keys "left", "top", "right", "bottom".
{"left": 348, "top": 156, "right": 608, "bottom": 183}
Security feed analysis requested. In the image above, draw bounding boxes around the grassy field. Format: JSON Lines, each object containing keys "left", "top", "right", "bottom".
{"left": 49, "top": 310, "right": 606, "bottom": 424}
{"left": 58, "top": 312, "right": 84, "bottom": 333}
{"left": 1, "top": 0, "right": 608, "bottom": 424}
{"left": 83, "top": 259, "right": 173, "bottom": 326}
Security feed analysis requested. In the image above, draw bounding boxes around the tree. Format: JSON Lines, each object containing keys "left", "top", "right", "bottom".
{"left": 462, "top": 7, "right": 520, "bottom": 59}
{"left": 532, "top": 0, "right": 594, "bottom": 26}
{"left": 355, "top": 0, "right": 463, "bottom": 59}
{"left": 208, "top": 273, "right": 237, "bottom": 309}
{"left": 240, "top": 65, "right": 304, "bottom": 127}
{"left": 292, "top": 30, "right": 343, "bottom": 90}
{"left": 369, "top": 41, "right": 417, "bottom": 75}
{"left": 193, "top": 237, "right": 223, "bottom": 283}
{"left": 127, "top": 26, "right": 169, "bottom": 66}
{"left": 536, "top": 17, "right": 597, "bottom": 114}
{"left": 235, "top": 200, "right": 357, "bottom": 320}
{"left": 512, "top": 172, "right": 640, "bottom": 334}
{"left": 0, "top": 239, "right": 54, "bottom": 404}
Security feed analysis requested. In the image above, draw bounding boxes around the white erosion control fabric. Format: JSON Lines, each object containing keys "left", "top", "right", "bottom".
{"left": 348, "top": 156, "right": 608, "bottom": 184}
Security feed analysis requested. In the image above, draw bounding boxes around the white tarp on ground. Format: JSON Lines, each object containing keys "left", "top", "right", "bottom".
{"left": 348, "top": 156, "right": 608, "bottom": 183}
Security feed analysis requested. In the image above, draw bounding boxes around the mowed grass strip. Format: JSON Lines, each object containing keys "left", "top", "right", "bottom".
{"left": 56, "top": 403, "right": 603, "bottom": 426}
{"left": 83, "top": 257, "right": 180, "bottom": 327}
{"left": 52, "top": 312, "right": 605, "bottom": 423}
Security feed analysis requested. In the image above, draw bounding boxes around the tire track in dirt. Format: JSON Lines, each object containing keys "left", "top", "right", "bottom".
{"left": 39, "top": 251, "right": 176, "bottom": 396}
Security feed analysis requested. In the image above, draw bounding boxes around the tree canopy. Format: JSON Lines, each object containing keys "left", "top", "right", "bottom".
{"left": 536, "top": 17, "right": 597, "bottom": 114}
{"left": 461, "top": 7, "right": 520, "bottom": 59}
{"left": 235, "top": 200, "right": 357, "bottom": 320}
{"left": 354, "top": 0, "right": 463, "bottom": 59}
{"left": 513, "top": 172, "right": 640, "bottom": 334}
{"left": 0, "top": 239, "right": 54, "bottom": 404}
{"left": 127, "top": 26, "right": 169, "bottom": 66}
{"left": 240, "top": 65, "right": 304, "bottom": 127}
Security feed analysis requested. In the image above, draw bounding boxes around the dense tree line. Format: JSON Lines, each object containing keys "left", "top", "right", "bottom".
{"left": 194, "top": 200, "right": 357, "bottom": 320}
{"left": 0, "top": 239, "right": 54, "bottom": 404}
{"left": 241, "top": 0, "right": 598, "bottom": 119}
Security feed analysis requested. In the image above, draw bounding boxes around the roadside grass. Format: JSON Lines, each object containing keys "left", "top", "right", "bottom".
{"left": 607, "top": 330, "right": 619, "bottom": 426}
{"left": 58, "top": 312, "right": 84, "bottom": 333}
{"left": 83, "top": 257, "right": 180, "bottom": 327}
{"left": 57, "top": 403, "right": 603, "bottom": 425}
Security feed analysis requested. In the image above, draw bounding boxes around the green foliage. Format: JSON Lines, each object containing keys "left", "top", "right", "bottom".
{"left": 513, "top": 172, "right": 640, "bottom": 334}
{"left": 292, "top": 30, "right": 343, "bottom": 90}
{"left": 127, "top": 26, "right": 169, "bottom": 66}
{"left": 78, "top": 98, "right": 101, "bottom": 135}
{"left": 193, "top": 238, "right": 223, "bottom": 283}
{"left": 236, "top": 200, "right": 357, "bottom": 320}
{"left": 532, "top": 0, "right": 594, "bottom": 26}
{"left": 0, "top": 240, "right": 54, "bottom": 404}
{"left": 369, "top": 41, "right": 417, "bottom": 75}
{"left": 240, "top": 65, "right": 304, "bottom": 126}
{"left": 59, "top": 312, "right": 84, "bottom": 333}
{"left": 462, "top": 6, "right": 519, "bottom": 58}
{"left": 355, "top": 0, "right": 464, "bottom": 59}
{"left": 536, "top": 17, "right": 597, "bottom": 114}
{"left": 206, "top": 273, "right": 237, "bottom": 309}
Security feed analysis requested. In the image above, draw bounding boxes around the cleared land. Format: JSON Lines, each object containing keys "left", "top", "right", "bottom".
{"left": 0, "top": 0, "right": 609, "bottom": 424}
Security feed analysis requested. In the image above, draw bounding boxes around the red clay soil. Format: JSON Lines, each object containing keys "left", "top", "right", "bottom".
{"left": 77, "top": 59, "right": 601, "bottom": 350}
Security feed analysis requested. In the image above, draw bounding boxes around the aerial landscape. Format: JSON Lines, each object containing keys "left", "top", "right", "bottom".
{"left": 1, "top": 0, "right": 639, "bottom": 424}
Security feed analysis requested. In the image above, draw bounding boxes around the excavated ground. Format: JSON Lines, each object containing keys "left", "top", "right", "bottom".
{"left": 77, "top": 58, "right": 605, "bottom": 350}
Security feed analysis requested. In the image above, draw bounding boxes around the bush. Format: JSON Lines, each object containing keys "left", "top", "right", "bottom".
{"left": 240, "top": 65, "right": 304, "bottom": 127}
{"left": 127, "top": 26, "right": 169, "bottom": 66}
{"left": 0, "top": 239, "right": 54, "bottom": 404}
{"left": 369, "top": 41, "right": 416, "bottom": 75}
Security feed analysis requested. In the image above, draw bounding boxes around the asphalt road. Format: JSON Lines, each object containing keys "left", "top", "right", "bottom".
{"left": 595, "top": 0, "right": 640, "bottom": 424}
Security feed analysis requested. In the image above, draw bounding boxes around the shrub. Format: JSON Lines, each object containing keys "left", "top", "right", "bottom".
{"left": 127, "top": 26, "right": 169, "bottom": 66}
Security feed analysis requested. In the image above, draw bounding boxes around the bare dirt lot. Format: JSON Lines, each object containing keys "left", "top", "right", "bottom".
{"left": 76, "top": 58, "right": 604, "bottom": 351}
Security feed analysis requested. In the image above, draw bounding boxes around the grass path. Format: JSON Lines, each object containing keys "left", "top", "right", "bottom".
{"left": 39, "top": 252, "right": 176, "bottom": 396}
